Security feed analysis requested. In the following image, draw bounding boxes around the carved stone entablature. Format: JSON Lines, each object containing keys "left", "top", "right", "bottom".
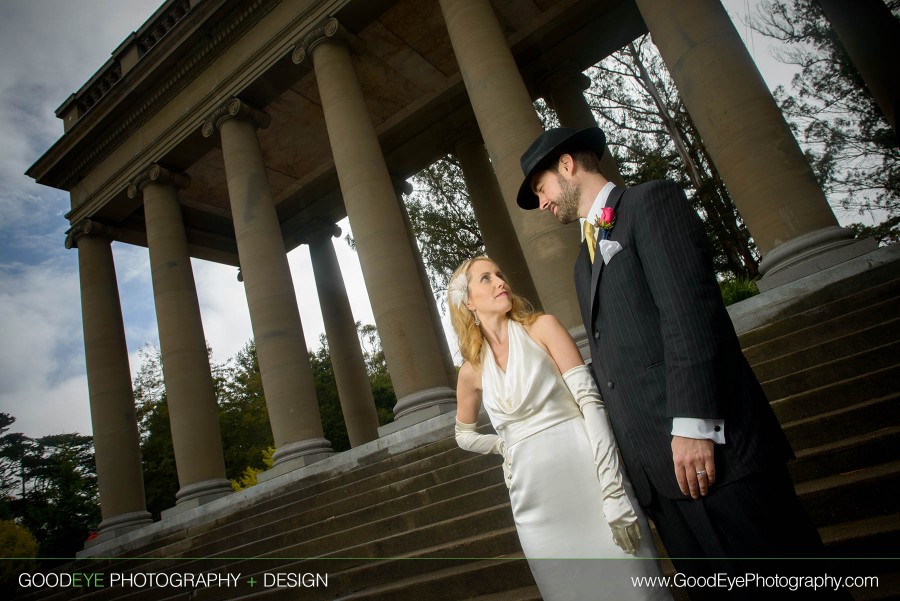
{"left": 201, "top": 98, "right": 271, "bottom": 138}
{"left": 291, "top": 17, "right": 366, "bottom": 66}
{"left": 65, "top": 220, "right": 108, "bottom": 249}
{"left": 135, "top": 0, "right": 191, "bottom": 56}
{"left": 127, "top": 163, "right": 191, "bottom": 198}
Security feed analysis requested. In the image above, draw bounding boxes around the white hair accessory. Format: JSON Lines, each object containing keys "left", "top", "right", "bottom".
{"left": 448, "top": 272, "right": 469, "bottom": 308}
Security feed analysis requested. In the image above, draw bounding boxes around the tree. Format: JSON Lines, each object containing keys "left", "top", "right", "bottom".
{"left": 391, "top": 35, "right": 760, "bottom": 284}
{"left": 583, "top": 36, "right": 760, "bottom": 278}
{"left": 357, "top": 323, "right": 396, "bottom": 425}
{"left": 21, "top": 434, "right": 99, "bottom": 559}
{"left": 309, "top": 334, "right": 350, "bottom": 452}
{"left": 0, "top": 414, "right": 99, "bottom": 560}
{"left": 132, "top": 345, "right": 179, "bottom": 521}
{"left": 405, "top": 156, "right": 485, "bottom": 299}
{"left": 0, "top": 520, "right": 38, "bottom": 587}
{"left": 749, "top": 0, "right": 900, "bottom": 244}
{"left": 306, "top": 324, "right": 397, "bottom": 453}
{"left": 0, "top": 414, "right": 30, "bottom": 521}
{"left": 216, "top": 342, "right": 274, "bottom": 484}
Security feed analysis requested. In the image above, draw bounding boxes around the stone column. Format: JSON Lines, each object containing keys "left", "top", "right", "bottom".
{"left": 541, "top": 64, "right": 625, "bottom": 187}
{"left": 304, "top": 223, "right": 380, "bottom": 447}
{"left": 816, "top": 0, "right": 899, "bottom": 140}
{"left": 391, "top": 176, "right": 457, "bottom": 386}
{"left": 66, "top": 222, "right": 151, "bottom": 542}
{"left": 449, "top": 125, "right": 541, "bottom": 304}
{"left": 128, "top": 166, "right": 231, "bottom": 514}
{"left": 202, "top": 98, "right": 332, "bottom": 469}
{"left": 293, "top": 20, "right": 456, "bottom": 431}
{"left": 633, "top": 0, "right": 876, "bottom": 290}
{"left": 438, "top": 0, "right": 583, "bottom": 331}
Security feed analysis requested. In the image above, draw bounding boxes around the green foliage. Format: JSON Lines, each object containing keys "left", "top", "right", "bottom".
{"left": 0, "top": 520, "right": 38, "bottom": 586}
{"left": 357, "top": 324, "right": 396, "bottom": 425}
{"left": 133, "top": 326, "right": 394, "bottom": 497}
{"left": 750, "top": 0, "right": 899, "bottom": 228}
{"left": 1, "top": 414, "right": 100, "bottom": 560}
{"left": 719, "top": 277, "right": 760, "bottom": 307}
{"left": 306, "top": 326, "right": 396, "bottom": 455}
{"left": 405, "top": 156, "right": 485, "bottom": 301}
{"left": 133, "top": 345, "right": 179, "bottom": 521}
{"left": 309, "top": 335, "right": 350, "bottom": 452}
{"left": 231, "top": 446, "right": 274, "bottom": 491}
{"left": 217, "top": 342, "right": 274, "bottom": 483}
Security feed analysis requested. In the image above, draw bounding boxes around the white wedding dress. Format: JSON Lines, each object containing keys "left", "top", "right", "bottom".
{"left": 481, "top": 320, "right": 671, "bottom": 601}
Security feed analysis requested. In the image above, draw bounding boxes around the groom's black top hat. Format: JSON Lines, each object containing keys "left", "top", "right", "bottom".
{"left": 516, "top": 127, "right": 606, "bottom": 210}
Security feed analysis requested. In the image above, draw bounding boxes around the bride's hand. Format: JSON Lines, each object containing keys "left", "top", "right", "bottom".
{"left": 602, "top": 491, "right": 641, "bottom": 555}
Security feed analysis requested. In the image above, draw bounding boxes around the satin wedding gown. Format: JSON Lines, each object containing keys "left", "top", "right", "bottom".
{"left": 481, "top": 320, "right": 671, "bottom": 601}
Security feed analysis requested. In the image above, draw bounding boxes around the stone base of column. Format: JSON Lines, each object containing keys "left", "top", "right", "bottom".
{"left": 757, "top": 226, "right": 878, "bottom": 291}
{"left": 379, "top": 387, "right": 457, "bottom": 437}
{"left": 85, "top": 510, "right": 154, "bottom": 548}
{"left": 257, "top": 438, "right": 334, "bottom": 482}
{"left": 568, "top": 324, "right": 589, "bottom": 362}
{"left": 160, "top": 478, "right": 234, "bottom": 519}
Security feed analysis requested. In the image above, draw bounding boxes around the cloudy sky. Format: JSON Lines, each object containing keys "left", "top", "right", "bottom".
{"left": 0, "top": 0, "right": 806, "bottom": 439}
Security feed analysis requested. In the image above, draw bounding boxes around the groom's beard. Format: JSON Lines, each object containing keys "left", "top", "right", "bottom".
{"left": 553, "top": 173, "right": 581, "bottom": 224}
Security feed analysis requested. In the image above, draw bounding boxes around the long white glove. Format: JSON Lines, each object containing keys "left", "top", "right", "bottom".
{"left": 563, "top": 365, "right": 641, "bottom": 555}
{"left": 455, "top": 419, "right": 512, "bottom": 487}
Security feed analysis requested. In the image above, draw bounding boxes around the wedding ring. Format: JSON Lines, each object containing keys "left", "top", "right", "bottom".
{"left": 696, "top": 470, "right": 707, "bottom": 478}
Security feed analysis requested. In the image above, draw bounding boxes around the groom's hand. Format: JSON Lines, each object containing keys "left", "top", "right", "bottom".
{"left": 672, "top": 436, "right": 716, "bottom": 498}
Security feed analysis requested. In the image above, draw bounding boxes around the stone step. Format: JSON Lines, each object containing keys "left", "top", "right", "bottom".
{"left": 797, "top": 459, "right": 900, "bottom": 527}
{"left": 752, "top": 317, "right": 900, "bottom": 382}
{"left": 788, "top": 425, "right": 900, "bottom": 484}
{"left": 781, "top": 394, "right": 900, "bottom": 453}
{"left": 148, "top": 452, "right": 500, "bottom": 562}
{"left": 820, "top": 512, "right": 900, "bottom": 558}
{"left": 188, "top": 528, "right": 528, "bottom": 601}
{"left": 330, "top": 555, "right": 536, "bottom": 601}
{"left": 769, "top": 364, "right": 900, "bottom": 424}
{"left": 468, "top": 585, "right": 543, "bottom": 601}
{"left": 107, "top": 485, "right": 514, "bottom": 601}
{"left": 18, "top": 438, "right": 482, "bottom": 601}
{"left": 738, "top": 273, "right": 900, "bottom": 349}
{"left": 119, "top": 437, "right": 465, "bottom": 559}
{"left": 760, "top": 340, "right": 900, "bottom": 401}
{"left": 743, "top": 295, "right": 900, "bottom": 365}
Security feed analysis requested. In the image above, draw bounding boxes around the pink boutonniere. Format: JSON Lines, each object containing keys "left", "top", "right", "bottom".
{"left": 593, "top": 207, "right": 616, "bottom": 240}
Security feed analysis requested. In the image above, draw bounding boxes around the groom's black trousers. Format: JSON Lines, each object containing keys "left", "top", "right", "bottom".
{"left": 644, "top": 465, "right": 853, "bottom": 600}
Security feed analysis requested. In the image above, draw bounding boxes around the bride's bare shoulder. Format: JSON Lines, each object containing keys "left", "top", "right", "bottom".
{"left": 525, "top": 314, "right": 567, "bottom": 339}
{"left": 458, "top": 361, "right": 481, "bottom": 389}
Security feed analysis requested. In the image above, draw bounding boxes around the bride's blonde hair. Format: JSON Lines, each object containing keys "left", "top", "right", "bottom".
{"left": 448, "top": 255, "right": 541, "bottom": 369}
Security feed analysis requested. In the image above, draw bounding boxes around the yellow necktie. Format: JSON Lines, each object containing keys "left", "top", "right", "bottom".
{"left": 583, "top": 220, "right": 596, "bottom": 263}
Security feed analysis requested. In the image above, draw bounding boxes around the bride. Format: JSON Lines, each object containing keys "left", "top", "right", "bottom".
{"left": 449, "top": 256, "right": 671, "bottom": 601}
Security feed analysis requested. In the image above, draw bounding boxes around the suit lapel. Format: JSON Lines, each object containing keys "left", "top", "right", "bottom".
{"left": 575, "top": 241, "right": 592, "bottom": 329}
{"left": 589, "top": 186, "right": 627, "bottom": 323}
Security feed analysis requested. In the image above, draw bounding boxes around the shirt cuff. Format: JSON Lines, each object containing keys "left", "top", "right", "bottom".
{"left": 671, "top": 417, "right": 725, "bottom": 444}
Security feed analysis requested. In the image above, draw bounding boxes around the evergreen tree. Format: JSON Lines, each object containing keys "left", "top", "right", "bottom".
{"left": 583, "top": 36, "right": 760, "bottom": 278}
{"left": 749, "top": 0, "right": 900, "bottom": 243}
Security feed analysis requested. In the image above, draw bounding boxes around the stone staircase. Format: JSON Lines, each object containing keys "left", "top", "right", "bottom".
{"left": 737, "top": 265, "right": 900, "bottom": 600}
{"left": 16, "top": 258, "right": 899, "bottom": 601}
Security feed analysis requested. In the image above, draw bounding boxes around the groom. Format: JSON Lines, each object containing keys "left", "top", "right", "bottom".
{"left": 517, "top": 127, "right": 834, "bottom": 593}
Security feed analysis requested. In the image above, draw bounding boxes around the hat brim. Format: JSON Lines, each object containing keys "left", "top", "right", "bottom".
{"left": 516, "top": 127, "right": 606, "bottom": 210}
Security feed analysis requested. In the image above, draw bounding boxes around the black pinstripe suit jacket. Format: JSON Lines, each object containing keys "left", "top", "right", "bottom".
{"left": 574, "top": 180, "right": 793, "bottom": 504}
